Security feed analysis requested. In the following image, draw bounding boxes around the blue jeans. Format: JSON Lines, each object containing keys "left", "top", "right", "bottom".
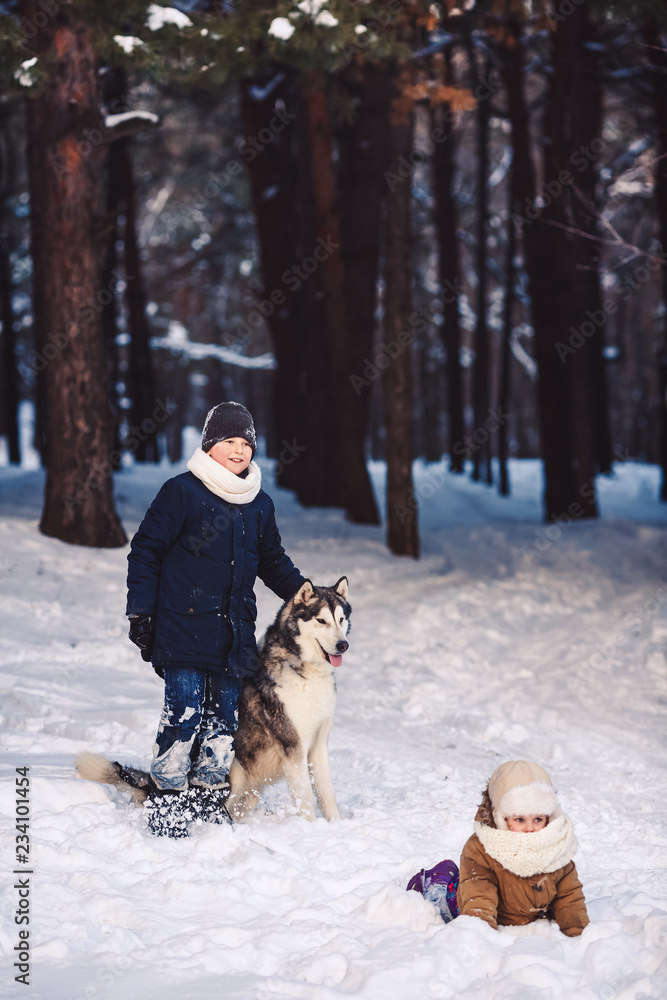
{"left": 151, "top": 668, "right": 242, "bottom": 791}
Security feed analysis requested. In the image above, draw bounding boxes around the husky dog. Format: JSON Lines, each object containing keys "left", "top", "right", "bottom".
{"left": 76, "top": 576, "right": 350, "bottom": 825}
{"left": 227, "top": 575, "right": 350, "bottom": 822}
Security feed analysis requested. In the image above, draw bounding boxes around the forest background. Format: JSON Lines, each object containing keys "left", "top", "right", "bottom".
{"left": 1, "top": 0, "right": 666, "bottom": 557}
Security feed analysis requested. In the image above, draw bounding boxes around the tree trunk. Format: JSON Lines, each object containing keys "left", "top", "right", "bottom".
{"left": 645, "top": 17, "right": 667, "bottom": 501}
{"left": 502, "top": 13, "right": 582, "bottom": 520}
{"left": 573, "top": 22, "right": 612, "bottom": 475}
{"left": 472, "top": 52, "right": 492, "bottom": 485}
{"left": 383, "top": 68, "right": 419, "bottom": 558}
{"left": 100, "top": 135, "right": 123, "bottom": 470}
{"left": 293, "top": 83, "right": 340, "bottom": 508}
{"left": 99, "top": 65, "right": 127, "bottom": 470}
{"left": 302, "top": 68, "right": 379, "bottom": 521}
{"left": 431, "top": 93, "right": 465, "bottom": 472}
{"left": 0, "top": 231, "right": 20, "bottom": 465}
{"left": 338, "top": 62, "right": 392, "bottom": 523}
{"left": 562, "top": 8, "right": 599, "bottom": 515}
{"left": 543, "top": 19, "right": 593, "bottom": 518}
{"left": 0, "top": 104, "right": 20, "bottom": 465}
{"left": 498, "top": 169, "right": 515, "bottom": 497}
{"left": 118, "top": 138, "right": 158, "bottom": 462}
{"left": 242, "top": 74, "right": 343, "bottom": 506}
{"left": 23, "top": 58, "right": 47, "bottom": 468}
{"left": 240, "top": 74, "right": 303, "bottom": 489}
{"left": 534, "top": 22, "right": 581, "bottom": 519}
{"left": 23, "top": 1, "right": 127, "bottom": 546}
{"left": 419, "top": 328, "right": 442, "bottom": 463}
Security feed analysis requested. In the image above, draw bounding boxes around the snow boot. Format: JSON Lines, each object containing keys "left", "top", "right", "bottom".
{"left": 407, "top": 859, "right": 460, "bottom": 923}
{"left": 144, "top": 782, "right": 190, "bottom": 839}
{"left": 144, "top": 782, "right": 232, "bottom": 837}
{"left": 184, "top": 784, "right": 232, "bottom": 826}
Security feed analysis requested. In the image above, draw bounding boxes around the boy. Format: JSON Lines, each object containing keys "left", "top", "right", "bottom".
{"left": 127, "top": 402, "right": 305, "bottom": 831}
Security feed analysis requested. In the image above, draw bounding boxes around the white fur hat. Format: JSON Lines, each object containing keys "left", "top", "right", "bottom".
{"left": 488, "top": 760, "right": 561, "bottom": 830}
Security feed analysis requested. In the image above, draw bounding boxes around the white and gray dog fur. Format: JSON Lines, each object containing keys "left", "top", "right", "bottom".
{"left": 76, "top": 576, "right": 351, "bottom": 823}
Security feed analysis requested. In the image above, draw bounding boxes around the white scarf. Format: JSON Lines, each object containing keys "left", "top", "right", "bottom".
{"left": 474, "top": 814, "right": 578, "bottom": 879}
{"left": 187, "top": 447, "right": 262, "bottom": 504}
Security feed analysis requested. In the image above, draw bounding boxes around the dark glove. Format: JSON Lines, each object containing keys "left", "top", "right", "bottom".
{"left": 128, "top": 614, "right": 155, "bottom": 662}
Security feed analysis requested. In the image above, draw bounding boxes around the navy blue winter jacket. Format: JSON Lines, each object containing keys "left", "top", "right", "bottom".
{"left": 126, "top": 472, "right": 305, "bottom": 677}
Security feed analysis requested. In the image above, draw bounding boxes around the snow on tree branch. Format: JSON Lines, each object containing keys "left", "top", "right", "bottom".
{"left": 151, "top": 322, "right": 276, "bottom": 370}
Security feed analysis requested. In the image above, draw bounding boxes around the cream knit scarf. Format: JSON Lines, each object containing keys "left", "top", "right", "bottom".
{"left": 187, "top": 447, "right": 262, "bottom": 504}
{"left": 474, "top": 814, "right": 578, "bottom": 879}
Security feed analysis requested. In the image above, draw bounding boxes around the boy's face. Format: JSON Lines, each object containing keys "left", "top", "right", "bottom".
{"left": 505, "top": 814, "right": 549, "bottom": 833}
{"left": 208, "top": 437, "right": 253, "bottom": 475}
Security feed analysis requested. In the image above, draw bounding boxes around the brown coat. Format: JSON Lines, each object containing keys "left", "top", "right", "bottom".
{"left": 457, "top": 833, "right": 589, "bottom": 937}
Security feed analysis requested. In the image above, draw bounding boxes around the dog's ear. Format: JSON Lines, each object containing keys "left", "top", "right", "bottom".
{"left": 293, "top": 579, "right": 315, "bottom": 605}
{"left": 333, "top": 576, "right": 349, "bottom": 602}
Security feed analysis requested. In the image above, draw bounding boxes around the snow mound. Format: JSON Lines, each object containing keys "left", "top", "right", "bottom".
{"left": 1, "top": 458, "right": 666, "bottom": 997}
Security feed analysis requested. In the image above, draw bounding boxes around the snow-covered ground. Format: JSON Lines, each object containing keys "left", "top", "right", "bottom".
{"left": 1, "top": 457, "right": 666, "bottom": 999}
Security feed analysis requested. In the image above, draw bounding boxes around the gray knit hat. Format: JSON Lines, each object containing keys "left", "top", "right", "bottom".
{"left": 201, "top": 401, "right": 256, "bottom": 456}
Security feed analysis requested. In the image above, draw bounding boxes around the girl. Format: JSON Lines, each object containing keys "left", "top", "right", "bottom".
{"left": 126, "top": 401, "right": 305, "bottom": 833}
{"left": 408, "top": 760, "right": 589, "bottom": 936}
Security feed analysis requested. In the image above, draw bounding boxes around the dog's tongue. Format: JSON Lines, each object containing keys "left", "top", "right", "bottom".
{"left": 329, "top": 653, "right": 343, "bottom": 668}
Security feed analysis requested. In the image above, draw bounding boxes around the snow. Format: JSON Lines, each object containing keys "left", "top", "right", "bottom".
{"left": 314, "top": 10, "right": 339, "bottom": 28}
{"left": 14, "top": 57, "right": 37, "bottom": 88}
{"left": 609, "top": 179, "right": 654, "bottom": 199}
{"left": 1, "top": 457, "right": 667, "bottom": 998}
{"left": 145, "top": 4, "right": 193, "bottom": 31}
{"left": 296, "top": 1, "right": 340, "bottom": 27}
{"left": 297, "top": 0, "right": 328, "bottom": 13}
{"left": 113, "top": 35, "right": 146, "bottom": 55}
{"left": 268, "top": 17, "right": 295, "bottom": 41}
{"left": 104, "top": 110, "right": 160, "bottom": 129}
{"left": 151, "top": 321, "right": 277, "bottom": 370}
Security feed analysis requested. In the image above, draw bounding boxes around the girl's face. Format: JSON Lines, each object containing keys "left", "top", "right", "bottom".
{"left": 208, "top": 437, "right": 252, "bottom": 475}
{"left": 505, "top": 814, "right": 549, "bottom": 833}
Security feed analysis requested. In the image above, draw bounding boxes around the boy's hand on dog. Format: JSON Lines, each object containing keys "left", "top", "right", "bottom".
{"left": 128, "top": 614, "right": 155, "bottom": 662}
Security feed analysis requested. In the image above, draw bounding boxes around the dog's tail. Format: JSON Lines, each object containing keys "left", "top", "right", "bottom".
{"left": 75, "top": 752, "right": 150, "bottom": 805}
